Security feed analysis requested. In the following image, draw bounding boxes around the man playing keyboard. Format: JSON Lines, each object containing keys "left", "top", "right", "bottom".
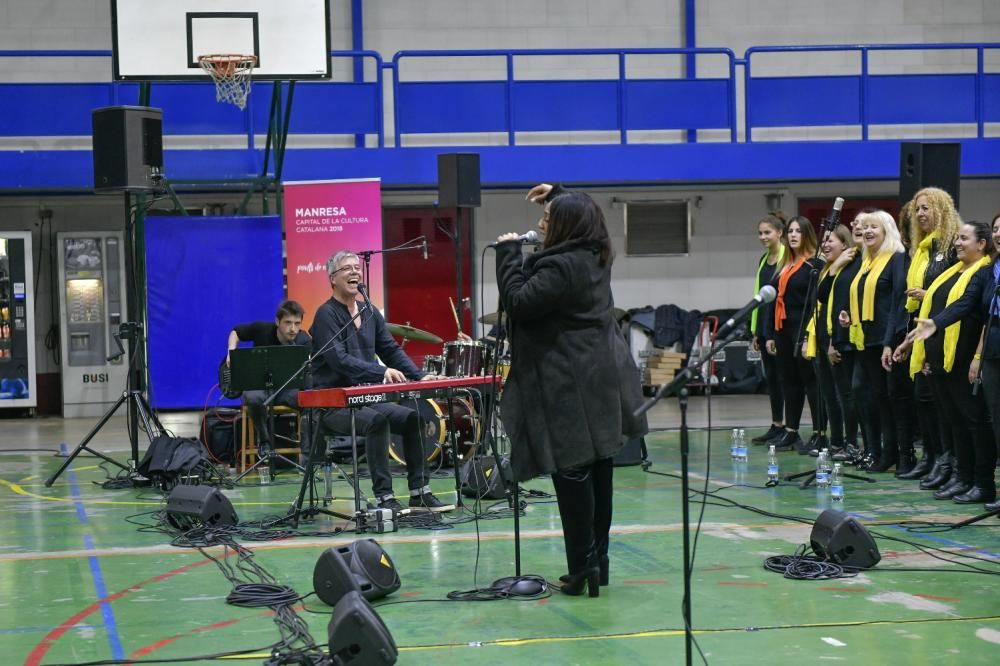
{"left": 310, "top": 250, "right": 453, "bottom": 513}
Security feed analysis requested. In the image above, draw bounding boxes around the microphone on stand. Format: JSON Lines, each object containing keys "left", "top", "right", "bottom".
{"left": 488, "top": 230, "right": 540, "bottom": 247}
{"left": 357, "top": 283, "right": 376, "bottom": 318}
{"left": 715, "top": 285, "right": 777, "bottom": 340}
{"left": 822, "top": 197, "right": 845, "bottom": 233}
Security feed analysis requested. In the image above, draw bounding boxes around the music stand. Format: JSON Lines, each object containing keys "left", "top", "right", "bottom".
{"left": 229, "top": 345, "right": 308, "bottom": 482}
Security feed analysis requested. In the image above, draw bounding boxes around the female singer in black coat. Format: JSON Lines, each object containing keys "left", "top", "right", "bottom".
{"left": 495, "top": 185, "right": 648, "bottom": 597}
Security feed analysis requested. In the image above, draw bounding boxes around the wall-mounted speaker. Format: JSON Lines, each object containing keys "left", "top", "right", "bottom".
{"left": 92, "top": 105, "right": 164, "bottom": 192}
{"left": 327, "top": 591, "right": 398, "bottom": 665}
{"left": 899, "top": 142, "right": 961, "bottom": 208}
{"left": 314, "top": 539, "right": 401, "bottom": 606}
{"left": 438, "top": 153, "right": 481, "bottom": 208}
{"left": 809, "top": 509, "right": 881, "bottom": 569}
{"left": 164, "top": 484, "right": 238, "bottom": 531}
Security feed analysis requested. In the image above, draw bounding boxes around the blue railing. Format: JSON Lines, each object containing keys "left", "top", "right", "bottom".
{"left": 391, "top": 48, "right": 738, "bottom": 146}
{"left": 0, "top": 43, "right": 997, "bottom": 160}
{"left": 744, "top": 43, "right": 1000, "bottom": 142}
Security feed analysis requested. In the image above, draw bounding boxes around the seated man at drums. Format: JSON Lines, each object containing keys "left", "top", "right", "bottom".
{"left": 311, "top": 250, "right": 454, "bottom": 513}
{"left": 226, "top": 299, "right": 311, "bottom": 450}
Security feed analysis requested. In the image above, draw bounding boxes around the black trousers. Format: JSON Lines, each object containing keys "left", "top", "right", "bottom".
{"left": 760, "top": 344, "right": 784, "bottom": 424}
{"left": 319, "top": 402, "right": 428, "bottom": 500}
{"left": 830, "top": 348, "right": 859, "bottom": 445}
{"left": 851, "top": 350, "right": 873, "bottom": 452}
{"left": 551, "top": 456, "right": 614, "bottom": 574}
{"left": 773, "top": 325, "right": 817, "bottom": 431}
{"left": 859, "top": 345, "right": 914, "bottom": 462}
{"left": 978, "top": 359, "right": 1000, "bottom": 461}
{"left": 244, "top": 388, "right": 300, "bottom": 447}
{"left": 912, "top": 373, "right": 941, "bottom": 457}
{"left": 930, "top": 367, "right": 996, "bottom": 489}
{"left": 814, "top": 343, "right": 844, "bottom": 448}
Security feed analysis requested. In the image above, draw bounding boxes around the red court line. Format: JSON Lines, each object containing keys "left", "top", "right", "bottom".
{"left": 915, "top": 593, "right": 961, "bottom": 602}
{"left": 129, "top": 619, "right": 242, "bottom": 661}
{"left": 25, "top": 558, "right": 214, "bottom": 666}
{"left": 718, "top": 581, "right": 768, "bottom": 587}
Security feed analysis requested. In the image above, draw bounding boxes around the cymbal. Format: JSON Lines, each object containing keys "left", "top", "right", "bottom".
{"left": 479, "top": 311, "right": 505, "bottom": 326}
{"left": 386, "top": 323, "right": 443, "bottom": 344}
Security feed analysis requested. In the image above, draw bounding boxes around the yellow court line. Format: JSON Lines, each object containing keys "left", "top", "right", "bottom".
{"left": 0, "top": 478, "right": 292, "bottom": 508}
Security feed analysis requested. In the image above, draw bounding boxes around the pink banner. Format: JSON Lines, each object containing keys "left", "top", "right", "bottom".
{"left": 283, "top": 178, "right": 383, "bottom": 331}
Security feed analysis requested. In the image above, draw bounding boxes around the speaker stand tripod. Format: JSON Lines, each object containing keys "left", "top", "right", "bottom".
{"left": 45, "top": 323, "right": 162, "bottom": 488}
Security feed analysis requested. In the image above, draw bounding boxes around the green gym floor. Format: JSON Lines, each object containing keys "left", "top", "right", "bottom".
{"left": 1, "top": 396, "right": 998, "bottom": 665}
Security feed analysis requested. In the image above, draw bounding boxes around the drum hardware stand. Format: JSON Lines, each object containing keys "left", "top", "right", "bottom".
{"left": 265, "top": 305, "right": 371, "bottom": 531}
{"left": 45, "top": 322, "right": 163, "bottom": 488}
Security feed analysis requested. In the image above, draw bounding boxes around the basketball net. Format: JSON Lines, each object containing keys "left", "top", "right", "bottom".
{"left": 198, "top": 54, "right": 257, "bottom": 110}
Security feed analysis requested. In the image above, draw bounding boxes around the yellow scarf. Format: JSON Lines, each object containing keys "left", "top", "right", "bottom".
{"left": 803, "top": 272, "right": 838, "bottom": 360}
{"left": 750, "top": 246, "right": 784, "bottom": 333}
{"left": 848, "top": 251, "right": 895, "bottom": 350}
{"left": 906, "top": 231, "right": 938, "bottom": 312}
{"left": 908, "top": 256, "right": 991, "bottom": 377}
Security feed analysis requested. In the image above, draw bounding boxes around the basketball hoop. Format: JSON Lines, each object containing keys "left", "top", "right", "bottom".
{"left": 198, "top": 54, "right": 257, "bottom": 110}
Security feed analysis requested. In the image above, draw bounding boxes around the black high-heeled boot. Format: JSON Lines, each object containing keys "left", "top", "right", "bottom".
{"left": 898, "top": 450, "right": 933, "bottom": 480}
{"left": 591, "top": 457, "right": 614, "bottom": 587}
{"left": 552, "top": 466, "right": 600, "bottom": 598}
{"left": 933, "top": 470, "right": 969, "bottom": 499}
{"left": 920, "top": 452, "right": 952, "bottom": 489}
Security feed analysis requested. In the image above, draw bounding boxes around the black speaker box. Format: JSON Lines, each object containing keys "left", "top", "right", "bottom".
{"left": 327, "top": 591, "right": 398, "bottom": 665}
{"left": 92, "top": 105, "right": 164, "bottom": 192}
{"left": 899, "top": 142, "right": 961, "bottom": 208}
{"left": 460, "top": 454, "right": 509, "bottom": 499}
{"left": 164, "top": 484, "right": 238, "bottom": 530}
{"left": 314, "top": 539, "right": 401, "bottom": 606}
{"left": 438, "top": 153, "right": 481, "bottom": 208}
{"left": 810, "top": 509, "right": 881, "bottom": 569}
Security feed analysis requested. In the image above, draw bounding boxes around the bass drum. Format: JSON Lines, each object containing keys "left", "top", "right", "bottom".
{"left": 388, "top": 398, "right": 479, "bottom": 466}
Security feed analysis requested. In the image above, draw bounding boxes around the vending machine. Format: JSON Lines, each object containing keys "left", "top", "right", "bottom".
{"left": 0, "top": 231, "right": 36, "bottom": 412}
{"left": 57, "top": 231, "right": 128, "bottom": 417}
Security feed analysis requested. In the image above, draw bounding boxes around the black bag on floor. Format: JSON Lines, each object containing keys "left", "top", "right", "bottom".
{"left": 199, "top": 409, "right": 239, "bottom": 465}
{"left": 137, "top": 435, "right": 208, "bottom": 490}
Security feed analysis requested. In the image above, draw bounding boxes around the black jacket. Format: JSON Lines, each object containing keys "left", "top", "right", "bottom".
{"left": 310, "top": 297, "right": 422, "bottom": 388}
{"left": 496, "top": 238, "right": 648, "bottom": 481}
{"left": 830, "top": 254, "right": 861, "bottom": 350}
{"left": 857, "top": 252, "right": 908, "bottom": 348}
{"left": 930, "top": 263, "right": 997, "bottom": 360}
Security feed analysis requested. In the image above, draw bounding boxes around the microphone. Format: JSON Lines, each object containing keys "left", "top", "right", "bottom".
{"left": 422, "top": 239, "right": 429, "bottom": 260}
{"left": 716, "top": 285, "right": 777, "bottom": 339}
{"left": 822, "top": 197, "right": 845, "bottom": 232}
{"left": 489, "top": 230, "right": 540, "bottom": 247}
{"left": 357, "top": 283, "right": 376, "bottom": 315}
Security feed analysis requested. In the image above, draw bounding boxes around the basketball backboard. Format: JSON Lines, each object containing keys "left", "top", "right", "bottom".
{"left": 111, "top": 0, "right": 332, "bottom": 81}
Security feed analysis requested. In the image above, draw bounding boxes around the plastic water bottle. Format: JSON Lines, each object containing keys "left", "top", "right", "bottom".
{"left": 730, "top": 428, "right": 739, "bottom": 461}
{"left": 737, "top": 429, "right": 749, "bottom": 462}
{"left": 767, "top": 444, "right": 779, "bottom": 483}
{"left": 815, "top": 449, "right": 830, "bottom": 486}
{"left": 830, "top": 463, "right": 844, "bottom": 501}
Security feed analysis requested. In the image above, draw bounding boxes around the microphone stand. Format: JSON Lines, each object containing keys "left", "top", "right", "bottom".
{"left": 634, "top": 324, "right": 758, "bottom": 666}
{"left": 264, "top": 300, "right": 372, "bottom": 529}
{"left": 355, "top": 236, "right": 427, "bottom": 293}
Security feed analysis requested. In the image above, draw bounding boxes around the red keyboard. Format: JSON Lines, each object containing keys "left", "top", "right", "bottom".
{"left": 298, "top": 375, "right": 499, "bottom": 408}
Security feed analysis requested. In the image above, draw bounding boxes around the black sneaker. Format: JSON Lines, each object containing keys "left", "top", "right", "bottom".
{"left": 752, "top": 425, "right": 784, "bottom": 445}
{"left": 409, "top": 492, "right": 455, "bottom": 513}
{"left": 378, "top": 496, "right": 405, "bottom": 514}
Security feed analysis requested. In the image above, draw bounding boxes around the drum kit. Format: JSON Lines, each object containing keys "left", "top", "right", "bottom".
{"left": 386, "top": 314, "right": 511, "bottom": 468}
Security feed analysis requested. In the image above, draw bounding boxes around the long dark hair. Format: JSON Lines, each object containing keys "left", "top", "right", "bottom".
{"left": 543, "top": 192, "right": 614, "bottom": 266}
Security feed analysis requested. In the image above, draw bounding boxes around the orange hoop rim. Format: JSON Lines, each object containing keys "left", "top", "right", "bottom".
{"left": 198, "top": 53, "right": 257, "bottom": 76}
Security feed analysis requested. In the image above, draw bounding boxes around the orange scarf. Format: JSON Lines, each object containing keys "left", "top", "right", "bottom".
{"left": 774, "top": 257, "right": 806, "bottom": 331}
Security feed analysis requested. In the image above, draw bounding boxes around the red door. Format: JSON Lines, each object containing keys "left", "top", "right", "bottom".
{"left": 382, "top": 207, "right": 475, "bottom": 368}
{"left": 799, "top": 197, "right": 901, "bottom": 237}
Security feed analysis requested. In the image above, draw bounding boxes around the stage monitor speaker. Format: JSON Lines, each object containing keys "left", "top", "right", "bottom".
{"left": 809, "top": 509, "right": 881, "bottom": 569}
{"left": 314, "top": 539, "right": 401, "bottom": 606}
{"left": 899, "top": 142, "right": 961, "bottom": 208}
{"left": 164, "top": 484, "right": 238, "bottom": 531}
{"left": 460, "top": 454, "right": 509, "bottom": 499}
{"left": 92, "top": 105, "right": 164, "bottom": 192}
{"left": 438, "top": 153, "right": 481, "bottom": 208}
{"left": 328, "top": 591, "right": 398, "bottom": 665}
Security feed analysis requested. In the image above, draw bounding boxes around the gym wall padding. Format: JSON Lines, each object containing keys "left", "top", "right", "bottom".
{"left": 145, "top": 215, "right": 284, "bottom": 409}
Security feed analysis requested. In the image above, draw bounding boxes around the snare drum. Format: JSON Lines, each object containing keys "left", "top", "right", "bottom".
{"left": 388, "top": 397, "right": 479, "bottom": 466}
{"left": 443, "top": 340, "right": 489, "bottom": 377}
{"left": 422, "top": 355, "right": 444, "bottom": 375}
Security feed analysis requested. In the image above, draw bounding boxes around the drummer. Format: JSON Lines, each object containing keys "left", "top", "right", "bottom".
{"left": 310, "top": 250, "right": 454, "bottom": 514}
